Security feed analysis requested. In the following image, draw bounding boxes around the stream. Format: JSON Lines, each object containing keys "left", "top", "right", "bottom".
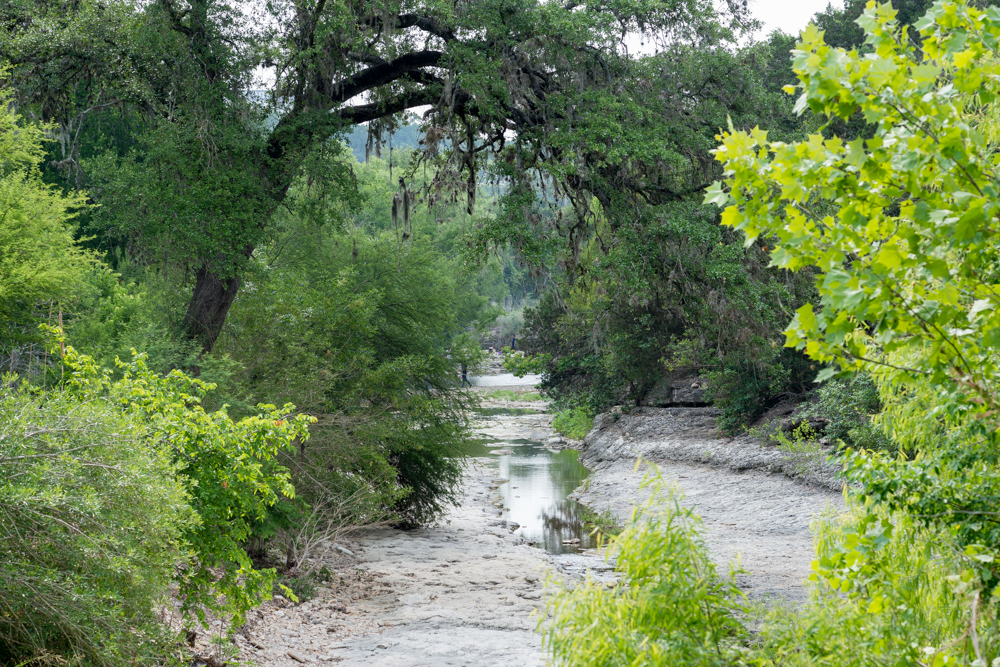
{"left": 468, "top": 372, "right": 542, "bottom": 386}
{"left": 468, "top": 422, "right": 595, "bottom": 554}
{"left": 237, "top": 393, "right": 839, "bottom": 667}
{"left": 240, "top": 398, "right": 595, "bottom": 667}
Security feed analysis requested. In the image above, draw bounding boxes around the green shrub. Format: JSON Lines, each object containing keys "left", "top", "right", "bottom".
{"left": 219, "top": 229, "right": 476, "bottom": 539}
{"left": 705, "top": 355, "right": 793, "bottom": 434}
{"left": 5, "top": 337, "right": 314, "bottom": 639}
{"left": 578, "top": 506, "right": 621, "bottom": 538}
{"left": 0, "top": 77, "right": 93, "bottom": 351}
{"left": 544, "top": 477, "right": 748, "bottom": 666}
{"left": 274, "top": 572, "right": 318, "bottom": 604}
{"left": 756, "top": 498, "right": 999, "bottom": 666}
{"left": 552, "top": 407, "right": 593, "bottom": 440}
{"left": 0, "top": 378, "right": 192, "bottom": 666}
{"left": 501, "top": 350, "right": 550, "bottom": 377}
{"left": 798, "top": 373, "right": 893, "bottom": 452}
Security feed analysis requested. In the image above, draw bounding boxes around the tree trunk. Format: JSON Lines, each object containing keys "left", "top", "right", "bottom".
{"left": 183, "top": 263, "right": 242, "bottom": 354}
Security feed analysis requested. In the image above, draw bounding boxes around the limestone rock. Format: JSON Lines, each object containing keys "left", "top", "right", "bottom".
{"left": 641, "top": 377, "right": 710, "bottom": 407}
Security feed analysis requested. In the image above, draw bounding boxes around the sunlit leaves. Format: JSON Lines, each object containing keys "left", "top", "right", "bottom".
{"left": 54, "top": 340, "right": 314, "bottom": 627}
{"left": 0, "top": 81, "right": 92, "bottom": 327}
{"left": 708, "top": 0, "right": 1000, "bottom": 419}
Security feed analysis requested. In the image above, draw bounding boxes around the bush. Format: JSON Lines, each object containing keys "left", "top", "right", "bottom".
{"left": 0, "top": 336, "right": 314, "bottom": 667}
{"left": 0, "top": 77, "right": 93, "bottom": 350}
{"left": 544, "top": 477, "right": 748, "bottom": 666}
{"left": 219, "top": 227, "right": 477, "bottom": 546}
{"left": 552, "top": 407, "right": 593, "bottom": 440}
{"left": 799, "top": 373, "right": 892, "bottom": 452}
{"left": 0, "top": 378, "right": 191, "bottom": 666}
{"left": 501, "top": 350, "right": 551, "bottom": 377}
{"left": 757, "top": 499, "right": 999, "bottom": 665}
{"left": 705, "top": 356, "right": 791, "bottom": 434}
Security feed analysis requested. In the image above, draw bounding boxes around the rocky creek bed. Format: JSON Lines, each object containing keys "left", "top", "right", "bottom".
{"left": 230, "top": 399, "right": 842, "bottom": 666}
{"left": 573, "top": 406, "right": 844, "bottom": 604}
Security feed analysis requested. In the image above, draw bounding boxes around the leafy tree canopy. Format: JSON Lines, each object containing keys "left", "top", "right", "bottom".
{"left": 2, "top": 0, "right": 756, "bottom": 352}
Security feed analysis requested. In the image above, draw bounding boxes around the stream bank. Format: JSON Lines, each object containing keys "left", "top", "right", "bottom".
{"left": 232, "top": 397, "right": 842, "bottom": 665}
{"left": 572, "top": 406, "right": 843, "bottom": 603}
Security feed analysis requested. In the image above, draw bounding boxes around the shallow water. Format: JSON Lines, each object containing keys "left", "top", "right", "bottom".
{"left": 469, "top": 411, "right": 594, "bottom": 555}
{"left": 493, "top": 444, "right": 595, "bottom": 554}
{"left": 474, "top": 406, "right": 540, "bottom": 417}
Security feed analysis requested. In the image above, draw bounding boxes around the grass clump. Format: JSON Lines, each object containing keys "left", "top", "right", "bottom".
{"left": 579, "top": 505, "right": 621, "bottom": 538}
{"left": 482, "top": 388, "right": 543, "bottom": 402}
{"left": 552, "top": 407, "right": 593, "bottom": 440}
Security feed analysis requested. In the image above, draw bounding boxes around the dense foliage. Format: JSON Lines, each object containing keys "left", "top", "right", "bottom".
{"left": 218, "top": 155, "right": 498, "bottom": 534}
{"left": 545, "top": 3, "right": 1000, "bottom": 667}
{"left": 713, "top": 0, "right": 1000, "bottom": 581}
{"left": 0, "top": 79, "right": 92, "bottom": 354}
{"left": 1, "top": 341, "right": 310, "bottom": 665}
{"left": 0, "top": 376, "right": 189, "bottom": 667}
{"left": 483, "top": 26, "right": 818, "bottom": 429}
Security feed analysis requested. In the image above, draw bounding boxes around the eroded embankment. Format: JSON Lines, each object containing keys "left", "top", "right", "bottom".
{"left": 572, "top": 406, "right": 844, "bottom": 603}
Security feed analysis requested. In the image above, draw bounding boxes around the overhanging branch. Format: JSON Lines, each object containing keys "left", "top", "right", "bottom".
{"left": 329, "top": 50, "right": 442, "bottom": 104}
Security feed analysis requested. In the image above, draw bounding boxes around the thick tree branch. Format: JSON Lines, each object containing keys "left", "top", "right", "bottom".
{"left": 337, "top": 88, "right": 441, "bottom": 125}
{"left": 346, "top": 51, "right": 387, "bottom": 66}
{"left": 395, "top": 14, "right": 456, "bottom": 42}
{"left": 159, "top": 0, "right": 192, "bottom": 37}
{"left": 328, "top": 50, "right": 442, "bottom": 104}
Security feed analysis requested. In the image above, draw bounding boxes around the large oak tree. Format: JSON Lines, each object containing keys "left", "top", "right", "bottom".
{"left": 1, "top": 0, "right": 752, "bottom": 352}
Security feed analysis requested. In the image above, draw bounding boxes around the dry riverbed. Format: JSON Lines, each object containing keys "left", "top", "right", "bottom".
{"left": 573, "top": 406, "right": 844, "bottom": 604}
{"left": 228, "top": 398, "right": 842, "bottom": 666}
{"left": 231, "top": 402, "right": 589, "bottom": 667}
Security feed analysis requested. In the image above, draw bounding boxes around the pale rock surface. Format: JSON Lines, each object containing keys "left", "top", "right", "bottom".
{"left": 574, "top": 406, "right": 843, "bottom": 603}
{"left": 235, "top": 401, "right": 843, "bottom": 666}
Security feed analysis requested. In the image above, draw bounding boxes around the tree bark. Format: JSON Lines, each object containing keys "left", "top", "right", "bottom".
{"left": 183, "top": 263, "right": 242, "bottom": 354}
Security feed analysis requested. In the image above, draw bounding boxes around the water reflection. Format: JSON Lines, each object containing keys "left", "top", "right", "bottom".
{"left": 491, "top": 444, "right": 593, "bottom": 554}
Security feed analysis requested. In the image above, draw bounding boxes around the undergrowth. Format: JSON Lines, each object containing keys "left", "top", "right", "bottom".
{"left": 544, "top": 475, "right": 748, "bottom": 666}
{"left": 552, "top": 407, "right": 593, "bottom": 440}
{"left": 579, "top": 506, "right": 622, "bottom": 538}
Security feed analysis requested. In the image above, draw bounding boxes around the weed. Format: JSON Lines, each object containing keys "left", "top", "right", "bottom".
{"left": 579, "top": 505, "right": 621, "bottom": 537}
{"left": 274, "top": 572, "right": 318, "bottom": 603}
{"left": 552, "top": 407, "right": 593, "bottom": 440}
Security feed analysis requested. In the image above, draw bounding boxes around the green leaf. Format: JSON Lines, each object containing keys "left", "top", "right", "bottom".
{"left": 703, "top": 181, "right": 730, "bottom": 207}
